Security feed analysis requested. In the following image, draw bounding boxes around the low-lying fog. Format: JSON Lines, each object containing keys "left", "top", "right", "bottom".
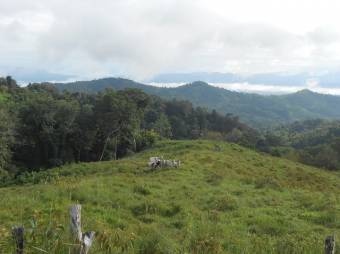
{"left": 149, "top": 82, "right": 340, "bottom": 95}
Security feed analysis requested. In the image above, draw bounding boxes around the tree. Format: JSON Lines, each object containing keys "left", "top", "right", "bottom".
{"left": 94, "top": 90, "right": 143, "bottom": 160}
{"left": 0, "top": 107, "right": 13, "bottom": 170}
{"left": 68, "top": 104, "right": 96, "bottom": 162}
{"left": 5, "top": 76, "right": 18, "bottom": 90}
{"left": 153, "top": 113, "right": 172, "bottom": 138}
{"left": 14, "top": 93, "right": 79, "bottom": 168}
{"left": 51, "top": 99, "right": 79, "bottom": 164}
{"left": 195, "top": 107, "right": 208, "bottom": 136}
{"left": 0, "top": 75, "right": 269, "bottom": 173}
{"left": 331, "top": 137, "right": 340, "bottom": 156}
{"left": 225, "top": 128, "right": 243, "bottom": 143}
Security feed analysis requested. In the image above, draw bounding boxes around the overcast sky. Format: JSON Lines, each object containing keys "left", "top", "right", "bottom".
{"left": 1, "top": 0, "right": 340, "bottom": 83}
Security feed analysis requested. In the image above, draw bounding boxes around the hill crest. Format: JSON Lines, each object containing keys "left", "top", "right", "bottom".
{"left": 51, "top": 78, "right": 340, "bottom": 127}
{"left": 0, "top": 140, "right": 339, "bottom": 253}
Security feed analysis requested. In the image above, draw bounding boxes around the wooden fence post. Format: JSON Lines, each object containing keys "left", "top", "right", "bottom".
{"left": 80, "top": 231, "right": 96, "bottom": 254}
{"left": 12, "top": 226, "right": 24, "bottom": 254}
{"left": 325, "top": 235, "right": 336, "bottom": 254}
{"left": 70, "top": 204, "right": 95, "bottom": 254}
{"left": 70, "top": 204, "right": 82, "bottom": 242}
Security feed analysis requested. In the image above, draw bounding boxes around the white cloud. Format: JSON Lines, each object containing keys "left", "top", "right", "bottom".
{"left": 1, "top": 0, "right": 340, "bottom": 81}
{"left": 150, "top": 82, "right": 340, "bottom": 95}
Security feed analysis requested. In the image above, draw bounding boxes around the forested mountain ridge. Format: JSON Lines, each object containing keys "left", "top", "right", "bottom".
{"left": 52, "top": 78, "right": 340, "bottom": 127}
{"left": 150, "top": 71, "right": 340, "bottom": 87}
{"left": 53, "top": 77, "right": 161, "bottom": 93}
{"left": 4, "top": 75, "right": 340, "bottom": 174}
{"left": 0, "top": 76, "right": 258, "bottom": 173}
{"left": 264, "top": 119, "right": 340, "bottom": 170}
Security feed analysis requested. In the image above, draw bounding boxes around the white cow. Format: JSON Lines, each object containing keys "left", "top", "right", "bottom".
{"left": 148, "top": 157, "right": 161, "bottom": 169}
{"left": 148, "top": 157, "right": 181, "bottom": 169}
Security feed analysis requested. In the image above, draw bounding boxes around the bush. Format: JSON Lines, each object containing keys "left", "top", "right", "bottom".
{"left": 136, "top": 130, "right": 160, "bottom": 152}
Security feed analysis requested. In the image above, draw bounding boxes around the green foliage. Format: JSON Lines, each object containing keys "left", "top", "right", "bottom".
{"left": 153, "top": 113, "right": 172, "bottom": 138}
{"left": 136, "top": 130, "right": 160, "bottom": 152}
{"left": 53, "top": 78, "right": 340, "bottom": 127}
{"left": 0, "top": 76, "right": 19, "bottom": 91}
{"left": 134, "top": 227, "right": 179, "bottom": 254}
{"left": 2, "top": 77, "right": 257, "bottom": 173}
{"left": 0, "top": 140, "right": 338, "bottom": 253}
{"left": 266, "top": 119, "right": 340, "bottom": 170}
{"left": 0, "top": 106, "right": 14, "bottom": 171}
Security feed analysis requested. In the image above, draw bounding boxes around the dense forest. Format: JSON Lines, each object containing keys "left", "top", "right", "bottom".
{"left": 52, "top": 78, "right": 340, "bottom": 127}
{"left": 263, "top": 119, "right": 340, "bottom": 170}
{"left": 0, "top": 76, "right": 259, "bottom": 177}
{"left": 3, "top": 75, "right": 340, "bottom": 182}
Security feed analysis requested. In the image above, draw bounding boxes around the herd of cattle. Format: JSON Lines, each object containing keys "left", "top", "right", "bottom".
{"left": 148, "top": 157, "right": 181, "bottom": 170}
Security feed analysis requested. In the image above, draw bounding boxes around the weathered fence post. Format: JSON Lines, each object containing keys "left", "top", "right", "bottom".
{"left": 70, "top": 204, "right": 82, "bottom": 242}
{"left": 325, "top": 235, "right": 336, "bottom": 254}
{"left": 70, "top": 204, "right": 95, "bottom": 254}
{"left": 12, "top": 226, "right": 24, "bottom": 254}
{"left": 80, "top": 231, "right": 96, "bottom": 254}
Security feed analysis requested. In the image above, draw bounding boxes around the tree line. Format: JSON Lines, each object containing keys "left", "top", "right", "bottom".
{"left": 261, "top": 119, "right": 340, "bottom": 170}
{"left": 0, "top": 76, "right": 259, "bottom": 176}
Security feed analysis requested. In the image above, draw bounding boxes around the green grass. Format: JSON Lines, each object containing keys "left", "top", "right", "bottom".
{"left": 0, "top": 140, "right": 339, "bottom": 253}
{"left": 0, "top": 91, "right": 9, "bottom": 103}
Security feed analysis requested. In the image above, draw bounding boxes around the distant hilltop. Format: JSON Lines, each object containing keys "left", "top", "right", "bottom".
{"left": 51, "top": 77, "right": 340, "bottom": 127}
{"left": 148, "top": 71, "right": 340, "bottom": 88}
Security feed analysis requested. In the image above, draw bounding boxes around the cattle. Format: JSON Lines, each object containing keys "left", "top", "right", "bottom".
{"left": 148, "top": 157, "right": 181, "bottom": 170}
{"left": 148, "top": 157, "right": 161, "bottom": 169}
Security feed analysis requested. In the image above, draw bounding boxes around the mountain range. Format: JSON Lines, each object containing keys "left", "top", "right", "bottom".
{"left": 149, "top": 71, "right": 340, "bottom": 88}
{"left": 53, "top": 78, "right": 340, "bottom": 127}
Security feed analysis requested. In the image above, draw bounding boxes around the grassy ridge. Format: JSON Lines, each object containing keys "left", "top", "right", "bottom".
{"left": 0, "top": 140, "right": 339, "bottom": 253}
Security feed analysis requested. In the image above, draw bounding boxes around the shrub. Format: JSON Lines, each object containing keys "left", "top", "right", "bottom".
{"left": 136, "top": 130, "right": 160, "bottom": 152}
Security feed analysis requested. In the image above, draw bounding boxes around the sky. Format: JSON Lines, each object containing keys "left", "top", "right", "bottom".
{"left": 1, "top": 0, "right": 340, "bottom": 91}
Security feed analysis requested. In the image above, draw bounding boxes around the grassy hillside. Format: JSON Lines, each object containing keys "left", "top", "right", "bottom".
{"left": 0, "top": 140, "right": 339, "bottom": 253}
{"left": 52, "top": 78, "right": 340, "bottom": 127}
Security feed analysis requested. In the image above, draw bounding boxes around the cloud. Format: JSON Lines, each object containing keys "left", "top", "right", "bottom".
{"left": 1, "top": 0, "right": 340, "bottom": 81}
{"left": 150, "top": 82, "right": 340, "bottom": 95}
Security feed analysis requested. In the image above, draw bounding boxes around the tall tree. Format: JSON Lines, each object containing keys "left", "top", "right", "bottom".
{"left": 0, "top": 107, "right": 13, "bottom": 170}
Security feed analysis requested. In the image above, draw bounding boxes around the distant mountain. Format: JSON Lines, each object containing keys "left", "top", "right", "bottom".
{"left": 2, "top": 67, "right": 74, "bottom": 83}
{"left": 53, "top": 78, "right": 340, "bottom": 127}
{"left": 150, "top": 71, "right": 340, "bottom": 87}
{"left": 54, "top": 77, "right": 157, "bottom": 93}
